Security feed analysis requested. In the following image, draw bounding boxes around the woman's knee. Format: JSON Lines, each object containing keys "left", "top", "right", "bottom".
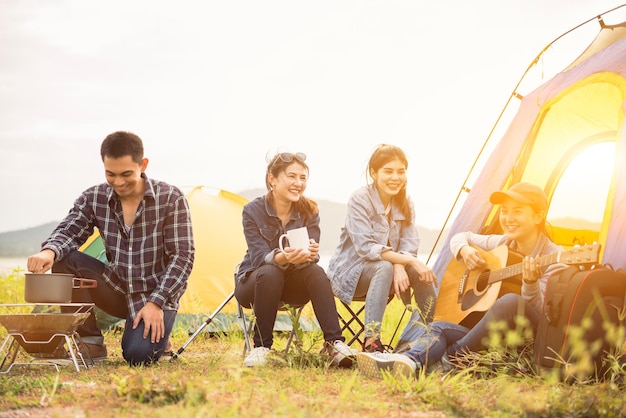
{"left": 369, "top": 260, "right": 393, "bottom": 284}
{"left": 489, "top": 293, "right": 524, "bottom": 319}
{"left": 254, "top": 264, "right": 285, "bottom": 288}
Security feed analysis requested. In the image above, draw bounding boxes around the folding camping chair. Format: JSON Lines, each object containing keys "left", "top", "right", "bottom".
{"left": 235, "top": 262, "right": 305, "bottom": 356}
{"left": 238, "top": 297, "right": 305, "bottom": 356}
{"left": 171, "top": 262, "right": 305, "bottom": 360}
{"left": 338, "top": 294, "right": 395, "bottom": 349}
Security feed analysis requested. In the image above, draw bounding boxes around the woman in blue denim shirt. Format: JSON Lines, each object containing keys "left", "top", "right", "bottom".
{"left": 235, "top": 152, "right": 357, "bottom": 367}
{"left": 327, "top": 144, "right": 438, "bottom": 352}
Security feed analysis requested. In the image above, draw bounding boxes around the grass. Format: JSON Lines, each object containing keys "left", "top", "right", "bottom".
{"left": 0, "top": 268, "right": 625, "bottom": 417}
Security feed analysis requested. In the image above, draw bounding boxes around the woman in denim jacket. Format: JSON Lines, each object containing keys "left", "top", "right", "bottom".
{"left": 327, "top": 144, "right": 438, "bottom": 352}
{"left": 235, "top": 152, "right": 357, "bottom": 367}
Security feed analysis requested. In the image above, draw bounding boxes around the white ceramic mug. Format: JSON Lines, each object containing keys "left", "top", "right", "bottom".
{"left": 278, "top": 227, "right": 310, "bottom": 253}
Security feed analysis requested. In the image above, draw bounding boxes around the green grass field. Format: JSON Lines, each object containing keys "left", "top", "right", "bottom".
{"left": 1, "top": 267, "right": 625, "bottom": 417}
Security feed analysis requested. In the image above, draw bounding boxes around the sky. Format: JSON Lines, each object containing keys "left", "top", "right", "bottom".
{"left": 1, "top": 0, "right": 625, "bottom": 234}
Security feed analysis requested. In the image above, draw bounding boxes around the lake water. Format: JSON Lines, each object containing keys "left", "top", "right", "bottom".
{"left": 0, "top": 257, "right": 28, "bottom": 274}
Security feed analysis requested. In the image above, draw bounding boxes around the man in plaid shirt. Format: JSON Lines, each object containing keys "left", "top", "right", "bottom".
{"left": 27, "top": 131, "right": 195, "bottom": 365}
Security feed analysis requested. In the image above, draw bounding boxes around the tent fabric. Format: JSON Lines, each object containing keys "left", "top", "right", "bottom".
{"left": 396, "top": 18, "right": 626, "bottom": 346}
{"left": 178, "top": 186, "right": 248, "bottom": 315}
{"left": 398, "top": 16, "right": 626, "bottom": 344}
{"left": 431, "top": 20, "right": 626, "bottom": 285}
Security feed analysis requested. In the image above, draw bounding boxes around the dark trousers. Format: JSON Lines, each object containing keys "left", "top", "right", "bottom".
{"left": 53, "top": 251, "right": 175, "bottom": 365}
{"left": 235, "top": 263, "right": 344, "bottom": 348}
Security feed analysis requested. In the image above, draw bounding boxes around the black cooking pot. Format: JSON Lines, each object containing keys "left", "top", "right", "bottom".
{"left": 24, "top": 273, "right": 97, "bottom": 303}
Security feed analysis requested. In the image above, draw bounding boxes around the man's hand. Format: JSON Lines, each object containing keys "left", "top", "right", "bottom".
{"left": 27, "top": 249, "right": 56, "bottom": 273}
{"left": 133, "top": 301, "right": 165, "bottom": 343}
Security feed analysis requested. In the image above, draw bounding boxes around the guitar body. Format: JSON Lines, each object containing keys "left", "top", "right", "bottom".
{"left": 434, "top": 245, "right": 513, "bottom": 326}
{"left": 433, "top": 242, "right": 600, "bottom": 327}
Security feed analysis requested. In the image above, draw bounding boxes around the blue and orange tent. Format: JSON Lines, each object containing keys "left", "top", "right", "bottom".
{"left": 400, "top": 5, "right": 626, "bottom": 342}
{"left": 433, "top": 7, "right": 626, "bottom": 279}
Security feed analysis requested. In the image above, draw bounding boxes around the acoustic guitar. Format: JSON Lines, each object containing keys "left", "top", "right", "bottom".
{"left": 433, "top": 243, "right": 601, "bottom": 326}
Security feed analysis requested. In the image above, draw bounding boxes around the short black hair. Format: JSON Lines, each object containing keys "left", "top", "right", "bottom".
{"left": 100, "top": 131, "right": 144, "bottom": 163}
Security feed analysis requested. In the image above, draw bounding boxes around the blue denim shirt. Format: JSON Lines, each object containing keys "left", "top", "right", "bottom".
{"left": 327, "top": 184, "right": 420, "bottom": 303}
{"left": 236, "top": 195, "right": 321, "bottom": 283}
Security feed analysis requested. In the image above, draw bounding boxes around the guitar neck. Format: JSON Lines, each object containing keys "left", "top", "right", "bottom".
{"left": 488, "top": 252, "right": 560, "bottom": 284}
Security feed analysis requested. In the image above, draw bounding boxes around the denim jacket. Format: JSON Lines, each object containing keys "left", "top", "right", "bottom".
{"left": 236, "top": 195, "right": 321, "bottom": 283}
{"left": 327, "top": 184, "right": 420, "bottom": 303}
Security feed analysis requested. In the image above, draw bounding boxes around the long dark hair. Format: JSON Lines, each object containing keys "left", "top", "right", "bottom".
{"left": 265, "top": 152, "right": 318, "bottom": 220}
{"left": 367, "top": 144, "right": 411, "bottom": 221}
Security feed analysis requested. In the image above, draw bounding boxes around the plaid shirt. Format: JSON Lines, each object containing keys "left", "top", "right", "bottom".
{"left": 42, "top": 173, "right": 195, "bottom": 318}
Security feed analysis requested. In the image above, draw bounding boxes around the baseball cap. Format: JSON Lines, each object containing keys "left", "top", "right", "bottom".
{"left": 490, "top": 182, "right": 547, "bottom": 212}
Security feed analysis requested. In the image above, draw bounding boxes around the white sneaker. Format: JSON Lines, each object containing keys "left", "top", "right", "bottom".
{"left": 326, "top": 340, "right": 358, "bottom": 368}
{"left": 243, "top": 347, "right": 270, "bottom": 367}
{"left": 357, "top": 351, "right": 418, "bottom": 379}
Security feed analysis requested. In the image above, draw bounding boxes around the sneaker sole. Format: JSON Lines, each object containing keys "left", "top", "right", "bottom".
{"left": 357, "top": 353, "right": 394, "bottom": 379}
{"left": 357, "top": 353, "right": 415, "bottom": 380}
{"left": 392, "top": 361, "right": 415, "bottom": 380}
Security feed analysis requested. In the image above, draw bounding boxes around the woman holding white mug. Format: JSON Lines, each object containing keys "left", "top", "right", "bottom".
{"left": 234, "top": 151, "right": 357, "bottom": 368}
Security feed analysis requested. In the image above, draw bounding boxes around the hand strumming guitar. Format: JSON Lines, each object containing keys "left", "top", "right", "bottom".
{"left": 459, "top": 245, "right": 487, "bottom": 270}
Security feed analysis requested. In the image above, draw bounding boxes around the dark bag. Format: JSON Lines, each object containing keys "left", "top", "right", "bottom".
{"left": 534, "top": 265, "right": 626, "bottom": 381}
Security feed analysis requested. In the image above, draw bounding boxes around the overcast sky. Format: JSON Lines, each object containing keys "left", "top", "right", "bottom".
{"left": 1, "top": 0, "right": 625, "bottom": 234}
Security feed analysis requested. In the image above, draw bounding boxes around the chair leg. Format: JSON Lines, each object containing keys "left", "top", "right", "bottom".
{"left": 240, "top": 305, "right": 304, "bottom": 357}
{"left": 283, "top": 306, "right": 304, "bottom": 355}
{"left": 338, "top": 295, "right": 394, "bottom": 349}
{"left": 339, "top": 301, "right": 366, "bottom": 348}
{"left": 238, "top": 303, "right": 253, "bottom": 357}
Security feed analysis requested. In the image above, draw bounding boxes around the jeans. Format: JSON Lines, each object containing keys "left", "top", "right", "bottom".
{"left": 402, "top": 293, "right": 540, "bottom": 367}
{"left": 53, "top": 251, "right": 174, "bottom": 365}
{"left": 354, "top": 261, "right": 437, "bottom": 338}
{"left": 235, "top": 263, "right": 344, "bottom": 348}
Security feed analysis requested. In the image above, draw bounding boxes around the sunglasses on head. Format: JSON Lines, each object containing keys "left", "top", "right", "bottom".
{"left": 277, "top": 152, "right": 306, "bottom": 163}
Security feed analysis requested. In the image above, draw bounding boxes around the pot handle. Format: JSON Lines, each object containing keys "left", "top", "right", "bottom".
{"left": 73, "top": 278, "right": 98, "bottom": 289}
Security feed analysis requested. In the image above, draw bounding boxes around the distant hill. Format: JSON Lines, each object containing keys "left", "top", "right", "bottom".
{"left": 0, "top": 191, "right": 447, "bottom": 257}
{"left": 0, "top": 192, "right": 599, "bottom": 258}
{"left": 0, "top": 222, "right": 58, "bottom": 256}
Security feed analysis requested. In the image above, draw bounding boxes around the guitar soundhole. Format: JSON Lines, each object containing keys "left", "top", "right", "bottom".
{"left": 476, "top": 270, "right": 490, "bottom": 292}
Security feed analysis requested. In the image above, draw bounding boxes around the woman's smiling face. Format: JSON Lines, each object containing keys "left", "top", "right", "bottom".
{"left": 371, "top": 158, "right": 407, "bottom": 205}
{"left": 498, "top": 196, "right": 543, "bottom": 242}
{"left": 270, "top": 161, "right": 308, "bottom": 204}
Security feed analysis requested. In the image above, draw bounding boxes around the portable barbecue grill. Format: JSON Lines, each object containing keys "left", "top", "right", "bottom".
{"left": 0, "top": 303, "right": 95, "bottom": 373}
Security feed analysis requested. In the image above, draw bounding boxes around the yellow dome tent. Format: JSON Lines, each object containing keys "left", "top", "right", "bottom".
{"left": 178, "top": 186, "right": 248, "bottom": 316}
